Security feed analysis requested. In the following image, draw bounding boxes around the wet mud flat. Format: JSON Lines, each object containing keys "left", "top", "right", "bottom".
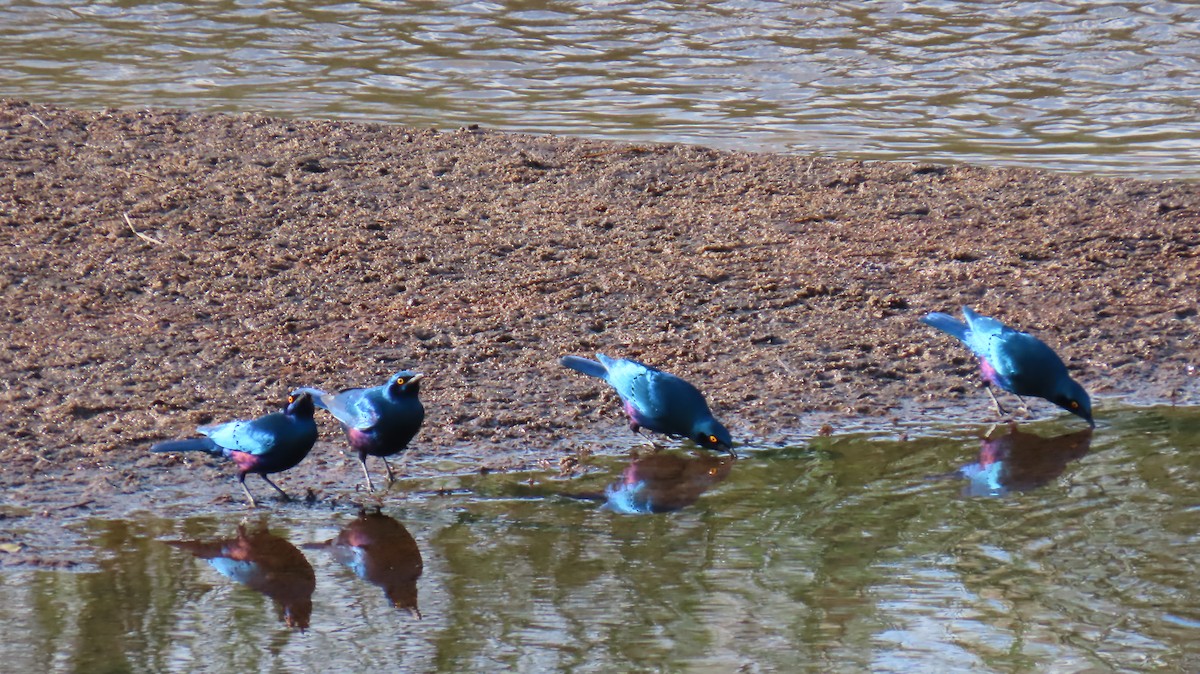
{"left": 0, "top": 99, "right": 1197, "bottom": 536}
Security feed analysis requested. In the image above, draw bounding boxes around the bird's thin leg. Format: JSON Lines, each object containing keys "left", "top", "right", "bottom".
{"left": 629, "top": 420, "right": 664, "bottom": 451}
{"left": 238, "top": 473, "right": 259, "bottom": 508}
{"left": 360, "top": 456, "right": 376, "bottom": 491}
{"left": 985, "top": 385, "right": 1008, "bottom": 417}
{"left": 382, "top": 457, "right": 396, "bottom": 484}
{"left": 259, "top": 474, "right": 291, "bottom": 502}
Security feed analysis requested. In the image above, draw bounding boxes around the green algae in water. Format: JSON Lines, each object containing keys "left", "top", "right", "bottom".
{"left": 1, "top": 406, "right": 1198, "bottom": 672}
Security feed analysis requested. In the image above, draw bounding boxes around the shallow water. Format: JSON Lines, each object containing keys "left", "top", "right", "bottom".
{"left": 1, "top": 1, "right": 1199, "bottom": 178}
{"left": 1, "top": 406, "right": 1198, "bottom": 672}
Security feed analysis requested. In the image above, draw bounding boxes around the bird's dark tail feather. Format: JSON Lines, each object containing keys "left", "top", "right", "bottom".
{"left": 560, "top": 355, "right": 608, "bottom": 379}
{"left": 151, "top": 438, "right": 221, "bottom": 455}
{"left": 920, "top": 312, "right": 969, "bottom": 341}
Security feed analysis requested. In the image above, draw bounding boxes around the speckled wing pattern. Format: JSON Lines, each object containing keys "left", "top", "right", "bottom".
{"left": 599, "top": 354, "right": 713, "bottom": 432}
{"left": 597, "top": 355, "right": 669, "bottom": 419}
{"left": 959, "top": 307, "right": 1009, "bottom": 358}
{"left": 962, "top": 307, "right": 1064, "bottom": 384}
{"left": 199, "top": 418, "right": 278, "bottom": 455}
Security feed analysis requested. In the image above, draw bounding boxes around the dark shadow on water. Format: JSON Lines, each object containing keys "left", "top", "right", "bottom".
{"left": 165, "top": 524, "right": 315, "bottom": 630}
{"left": 319, "top": 508, "right": 424, "bottom": 619}
{"left": 564, "top": 452, "right": 735, "bottom": 514}
{"left": 959, "top": 424, "right": 1093, "bottom": 497}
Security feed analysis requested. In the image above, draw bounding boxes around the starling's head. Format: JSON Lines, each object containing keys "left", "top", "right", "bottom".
{"left": 285, "top": 390, "right": 316, "bottom": 418}
{"left": 1052, "top": 378, "right": 1093, "bottom": 427}
{"left": 387, "top": 371, "right": 424, "bottom": 397}
{"left": 691, "top": 418, "right": 735, "bottom": 456}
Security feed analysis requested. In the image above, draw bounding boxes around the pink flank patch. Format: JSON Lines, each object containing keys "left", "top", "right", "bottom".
{"left": 979, "top": 358, "right": 1001, "bottom": 387}
{"left": 979, "top": 441, "right": 1003, "bottom": 467}
{"left": 622, "top": 400, "right": 642, "bottom": 423}
{"left": 622, "top": 464, "right": 638, "bottom": 485}
{"left": 228, "top": 451, "right": 259, "bottom": 472}
{"left": 347, "top": 427, "right": 372, "bottom": 449}
{"left": 342, "top": 531, "right": 371, "bottom": 547}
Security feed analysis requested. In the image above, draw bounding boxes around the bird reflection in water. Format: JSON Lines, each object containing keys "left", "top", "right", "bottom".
{"left": 960, "top": 424, "right": 1093, "bottom": 496}
{"left": 325, "top": 508, "right": 423, "bottom": 618}
{"left": 167, "top": 524, "right": 315, "bottom": 629}
{"left": 579, "top": 452, "right": 734, "bottom": 514}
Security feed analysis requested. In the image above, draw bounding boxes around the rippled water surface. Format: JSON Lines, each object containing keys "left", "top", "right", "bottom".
{"left": 1, "top": 1, "right": 1199, "bottom": 177}
{"left": 1, "top": 406, "right": 1198, "bottom": 672}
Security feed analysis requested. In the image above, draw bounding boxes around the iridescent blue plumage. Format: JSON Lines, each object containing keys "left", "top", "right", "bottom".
{"left": 602, "top": 452, "right": 734, "bottom": 514}
{"left": 921, "top": 306, "right": 1093, "bottom": 426}
{"left": 559, "top": 353, "right": 734, "bottom": 454}
{"left": 326, "top": 509, "right": 423, "bottom": 617}
{"left": 296, "top": 371, "right": 425, "bottom": 490}
{"left": 167, "top": 525, "right": 315, "bottom": 629}
{"left": 151, "top": 391, "right": 319, "bottom": 506}
{"left": 959, "top": 424, "right": 1093, "bottom": 496}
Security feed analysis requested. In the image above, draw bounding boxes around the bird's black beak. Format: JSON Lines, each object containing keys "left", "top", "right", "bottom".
{"left": 1073, "top": 405, "right": 1095, "bottom": 428}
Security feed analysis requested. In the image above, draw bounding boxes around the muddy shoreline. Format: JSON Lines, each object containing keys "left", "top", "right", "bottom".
{"left": 1, "top": 99, "right": 1197, "bottom": 525}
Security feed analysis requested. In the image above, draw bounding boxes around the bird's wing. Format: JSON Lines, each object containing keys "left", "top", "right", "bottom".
{"left": 991, "top": 331, "right": 1066, "bottom": 383}
{"left": 200, "top": 418, "right": 278, "bottom": 455}
{"left": 961, "top": 306, "right": 1007, "bottom": 334}
{"left": 635, "top": 369, "right": 680, "bottom": 419}
{"left": 959, "top": 309, "right": 1015, "bottom": 361}
{"left": 653, "top": 370, "right": 713, "bottom": 421}
{"left": 323, "top": 388, "right": 382, "bottom": 430}
{"left": 603, "top": 360, "right": 665, "bottom": 417}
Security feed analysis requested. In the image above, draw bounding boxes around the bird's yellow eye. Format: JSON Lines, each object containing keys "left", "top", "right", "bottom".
{"left": 288, "top": 395, "right": 296, "bottom": 404}
{"left": 708, "top": 435, "right": 718, "bottom": 445}
{"left": 1069, "top": 400, "right": 1079, "bottom": 410}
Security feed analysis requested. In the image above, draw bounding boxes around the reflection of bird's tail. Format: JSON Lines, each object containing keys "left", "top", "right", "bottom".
{"left": 292, "top": 387, "right": 331, "bottom": 410}
{"left": 921, "top": 312, "right": 968, "bottom": 341}
{"left": 560, "top": 355, "right": 607, "bottom": 379}
{"left": 151, "top": 438, "right": 221, "bottom": 455}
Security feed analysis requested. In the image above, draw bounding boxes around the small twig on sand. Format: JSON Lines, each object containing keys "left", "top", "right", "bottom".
{"left": 124, "top": 213, "right": 164, "bottom": 246}
{"left": 26, "top": 114, "right": 48, "bottom": 129}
